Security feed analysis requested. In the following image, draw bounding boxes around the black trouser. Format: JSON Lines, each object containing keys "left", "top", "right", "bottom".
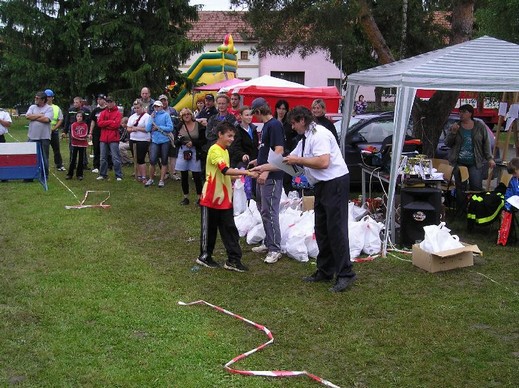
{"left": 181, "top": 170, "right": 203, "bottom": 195}
{"left": 68, "top": 147, "right": 85, "bottom": 178}
{"left": 199, "top": 206, "right": 242, "bottom": 263}
{"left": 92, "top": 129, "right": 101, "bottom": 169}
{"left": 314, "top": 174, "right": 355, "bottom": 279}
{"left": 50, "top": 130, "right": 63, "bottom": 168}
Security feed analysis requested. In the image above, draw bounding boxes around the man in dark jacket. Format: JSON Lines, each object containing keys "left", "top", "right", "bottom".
{"left": 204, "top": 94, "right": 237, "bottom": 149}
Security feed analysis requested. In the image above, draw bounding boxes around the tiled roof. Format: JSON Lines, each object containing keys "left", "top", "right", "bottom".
{"left": 187, "top": 11, "right": 255, "bottom": 43}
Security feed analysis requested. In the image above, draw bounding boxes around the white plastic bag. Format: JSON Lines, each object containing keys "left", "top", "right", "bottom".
{"left": 234, "top": 209, "right": 258, "bottom": 237}
{"left": 285, "top": 211, "right": 314, "bottom": 262}
{"left": 348, "top": 220, "right": 365, "bottom": 259}
{"left": 362, "top": 216, "right": 384, "bottom": 255}
{"left": 246, "top": 223, "right": 265, "bottom": 245}
{"left": 279, "top": 207, "right": 302, "bottom": 252}
{"left": 349, "top": 201, "right": 369, "bottom": 222}
{"left": 233, "top": 179, "right": 247, "bottom": 216}
{"left": 419, "top": 222, "right": 464, "bottom": 253}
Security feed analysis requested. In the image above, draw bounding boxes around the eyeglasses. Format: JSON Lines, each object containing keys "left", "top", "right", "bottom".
{"left": 182, "top": 113, "right": 192, "bottom": 116}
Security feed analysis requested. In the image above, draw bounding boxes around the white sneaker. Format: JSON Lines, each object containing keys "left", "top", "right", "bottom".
{"left": 91, "top": 168, "right": 99, "bottom": 173}
{"left": 57, "top": 166, "right": 66, "bottom": 171}
{"left": 252, "top": 244, "right": 268, "bottom": 253}
{"left": 145, "top": 178, "right": 154, "bottom": 187}
{"left": 116, "top": 177, "right": 122, "bottom": 181}
{"left": 96, "top": 176, "right": 106, "bottom": 180}
{"left": 264, "top": 251, "right": 282, "bottom": 264}
{"left": 158, "top": 180, "right": 165, "bottom": 188}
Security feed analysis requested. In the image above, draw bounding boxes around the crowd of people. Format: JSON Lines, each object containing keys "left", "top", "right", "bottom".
{"left": 3, "top": 87, "right": 519, "bottom": 291}
{"left": 5, "top": 86, "right": 355, "bottom": 292}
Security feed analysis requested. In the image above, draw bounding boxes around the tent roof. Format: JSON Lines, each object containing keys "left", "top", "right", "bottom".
{"left": 194, "top": 78, "right": 244, "bottom": 91}
{"left": 221, "top": 75, "right": 308, "bottom": 93}
{"left": 347, "top": 36, "right": 519, "bottom": 92}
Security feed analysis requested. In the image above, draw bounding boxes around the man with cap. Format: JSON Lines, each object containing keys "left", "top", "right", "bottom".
{"left": 249, "top": 97, "right": 285, "bottom": 264}
{"left": 96, "top": 95, "right": 123, "bottom": 181}
{"left": 25, "top": 91, "right": 54, "bottom": 177}
{"left": 89, "top": 94, "right": 108, "bottom": 173}
{"left": 44, "top": 89, "right": 66, "bottom": 171}
{"left": 195, "top": 94, "right": 217, "bottom": 126}
{"left": 158, "top": 94, "right": 181, "bottom": 180}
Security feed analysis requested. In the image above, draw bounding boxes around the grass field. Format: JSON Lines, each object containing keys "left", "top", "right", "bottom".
{"left": 1, "top": 119, "right": 518, "bottom": 387}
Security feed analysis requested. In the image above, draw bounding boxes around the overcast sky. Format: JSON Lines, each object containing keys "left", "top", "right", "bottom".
{"left": 190, "top": 0, "right": 233, "bottom": 10}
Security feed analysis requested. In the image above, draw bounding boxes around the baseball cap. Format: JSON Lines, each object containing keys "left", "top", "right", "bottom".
{"left": 250, "top": 97, "right": 267, "bottom": 112}
{"left": 44, "top": 89, "right": 55, "bottom": 97}
{"left": 158, "top": 94, "right": 168, "bottom": 100}
{"left": 105, "top": 95, "right": 114, "bottom": 102}
{"left": 205, "top": 94, "right": 215, "bottom": 101}
{"left": 97, "top": 94, "right": 106, "bottom": 100}
{"left": 153, "top": 100, "right": 163, "bottom": 107}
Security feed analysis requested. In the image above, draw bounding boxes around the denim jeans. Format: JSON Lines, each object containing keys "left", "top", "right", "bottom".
{"left": 100, "top": 141, "right": 122, "bottom": 178}
{"left": 149, "top": 142, "right": 170, "bottom": 166}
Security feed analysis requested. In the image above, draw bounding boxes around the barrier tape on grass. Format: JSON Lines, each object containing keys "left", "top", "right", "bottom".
{"left": 65, "top": 190, "right": 111, "bottom": 209}
{"left": 178, "top": 300, "right": 340, "bottom": 387}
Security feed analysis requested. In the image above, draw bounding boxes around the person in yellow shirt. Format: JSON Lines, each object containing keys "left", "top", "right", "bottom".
{"left": 196, "top": 122, "right": 257, "bottom": 272}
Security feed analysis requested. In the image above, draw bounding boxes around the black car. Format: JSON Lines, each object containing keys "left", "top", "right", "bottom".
{"left": 334, "top": 112, "right": 496, "bottom": 184}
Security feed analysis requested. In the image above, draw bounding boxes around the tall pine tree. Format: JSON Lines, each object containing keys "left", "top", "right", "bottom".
{"left": 0, "top": 0, "right": 201, "bottom": 107}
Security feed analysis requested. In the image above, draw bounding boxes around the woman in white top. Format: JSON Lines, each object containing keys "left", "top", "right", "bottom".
{"left": 127, "top": 99, "right": 150, "bottom": 182}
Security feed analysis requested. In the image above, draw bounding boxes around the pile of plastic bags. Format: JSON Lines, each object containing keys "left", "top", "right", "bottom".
{"left": 233, "top": 186, "right": 385, "bottom": 262}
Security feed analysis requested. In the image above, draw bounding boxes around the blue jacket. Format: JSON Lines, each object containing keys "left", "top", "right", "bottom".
{"left": 146, "top": 110, "right": 173, "bottom": 144}
{"left": 505, "top": 176, "right": 519, "bottom": 211}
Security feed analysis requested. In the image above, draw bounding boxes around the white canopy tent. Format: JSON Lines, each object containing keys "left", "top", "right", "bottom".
{"left": 341, "top": 36, "right": 519, "bottom": 256}
{"left": 219, "top": 75, "right": 309, "bottom": 93}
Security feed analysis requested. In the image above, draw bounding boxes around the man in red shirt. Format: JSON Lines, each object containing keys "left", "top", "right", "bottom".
{"left": 97, "top": 96, "right": 123, "bottom": 181}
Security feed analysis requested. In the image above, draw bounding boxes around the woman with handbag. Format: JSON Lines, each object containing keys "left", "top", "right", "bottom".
{"left": 176, "top": 108, "right": 205, "bottom": 205}
{"left": 127, "top": 99, "right": 150, "bottom": 182}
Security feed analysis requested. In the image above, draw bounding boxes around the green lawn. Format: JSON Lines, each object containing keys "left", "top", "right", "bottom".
{"left": 1, "top": 119, "right": 518, "bottom": 387}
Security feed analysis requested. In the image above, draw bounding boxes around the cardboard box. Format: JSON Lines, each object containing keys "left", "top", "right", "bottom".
{"left": 302, "top": 196, "right": 314, "bottom": 211}
{"left": 412, "top": 243, "right": 482, "bottom": 273}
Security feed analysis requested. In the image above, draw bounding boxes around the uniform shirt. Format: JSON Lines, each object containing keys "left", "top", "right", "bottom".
{"left": 27, "top": 103, "right": 53, "bottom": 140}
{"left": 200, "top": 143, "right": 233, "bottom": 210}
{"left": 290, "top": 123, "right": 349, "bottom": 185}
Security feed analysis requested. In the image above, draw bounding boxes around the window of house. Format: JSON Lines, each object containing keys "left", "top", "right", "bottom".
{"left": 328, "top": 78, "right": 341, "bottom": 92}
{"left": 382, "top": 87, "right": 397, "bottom": 97}
{"left": 240, "top": 51, "right": 249, "bottom": 61}
{"left": 270, "top": 71, "right": 304, "bottom": 85}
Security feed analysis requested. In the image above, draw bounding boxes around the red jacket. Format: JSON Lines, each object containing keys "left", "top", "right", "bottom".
{"left": 98, "top": 106, "right": 122, "bottom": 143}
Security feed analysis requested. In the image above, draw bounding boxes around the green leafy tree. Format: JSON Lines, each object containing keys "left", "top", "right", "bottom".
{"left": 231, "top": 0, "right": 479, "bottom": 157}
{"left": 476, "top": 0, "right": 519, "bottom": 43}
{"left": 0, "top": 0, "right": 201, "bottom": 107}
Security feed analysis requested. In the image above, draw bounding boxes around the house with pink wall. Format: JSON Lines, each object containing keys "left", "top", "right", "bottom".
{"left": 184, "top": 11, "right": 343, "bottom": 94}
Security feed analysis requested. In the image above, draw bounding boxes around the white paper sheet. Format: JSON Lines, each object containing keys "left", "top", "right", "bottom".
{"left": 498, "top": 102, "right": 508, "bottom": 117}
{"left": 506, "top": 195, "right": 519, "bottom": 209}
{"left": 267, "top": 149, "right": 304, "bottom": 177}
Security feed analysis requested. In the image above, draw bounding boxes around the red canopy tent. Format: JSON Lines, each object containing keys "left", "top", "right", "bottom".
{"left": 230, "top": 85, "right": 342, "bottom": 112}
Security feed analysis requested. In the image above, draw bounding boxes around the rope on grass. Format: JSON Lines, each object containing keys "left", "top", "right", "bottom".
{"left": 178, "top": 299, "right": 341, "bottom": 387}
{"left": 472, "top": 271, "right": 519, "bottom": 297}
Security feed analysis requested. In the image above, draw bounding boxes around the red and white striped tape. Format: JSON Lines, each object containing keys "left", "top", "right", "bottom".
{"left": 178, "top": 300, "right": 340, "bottom": 387}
